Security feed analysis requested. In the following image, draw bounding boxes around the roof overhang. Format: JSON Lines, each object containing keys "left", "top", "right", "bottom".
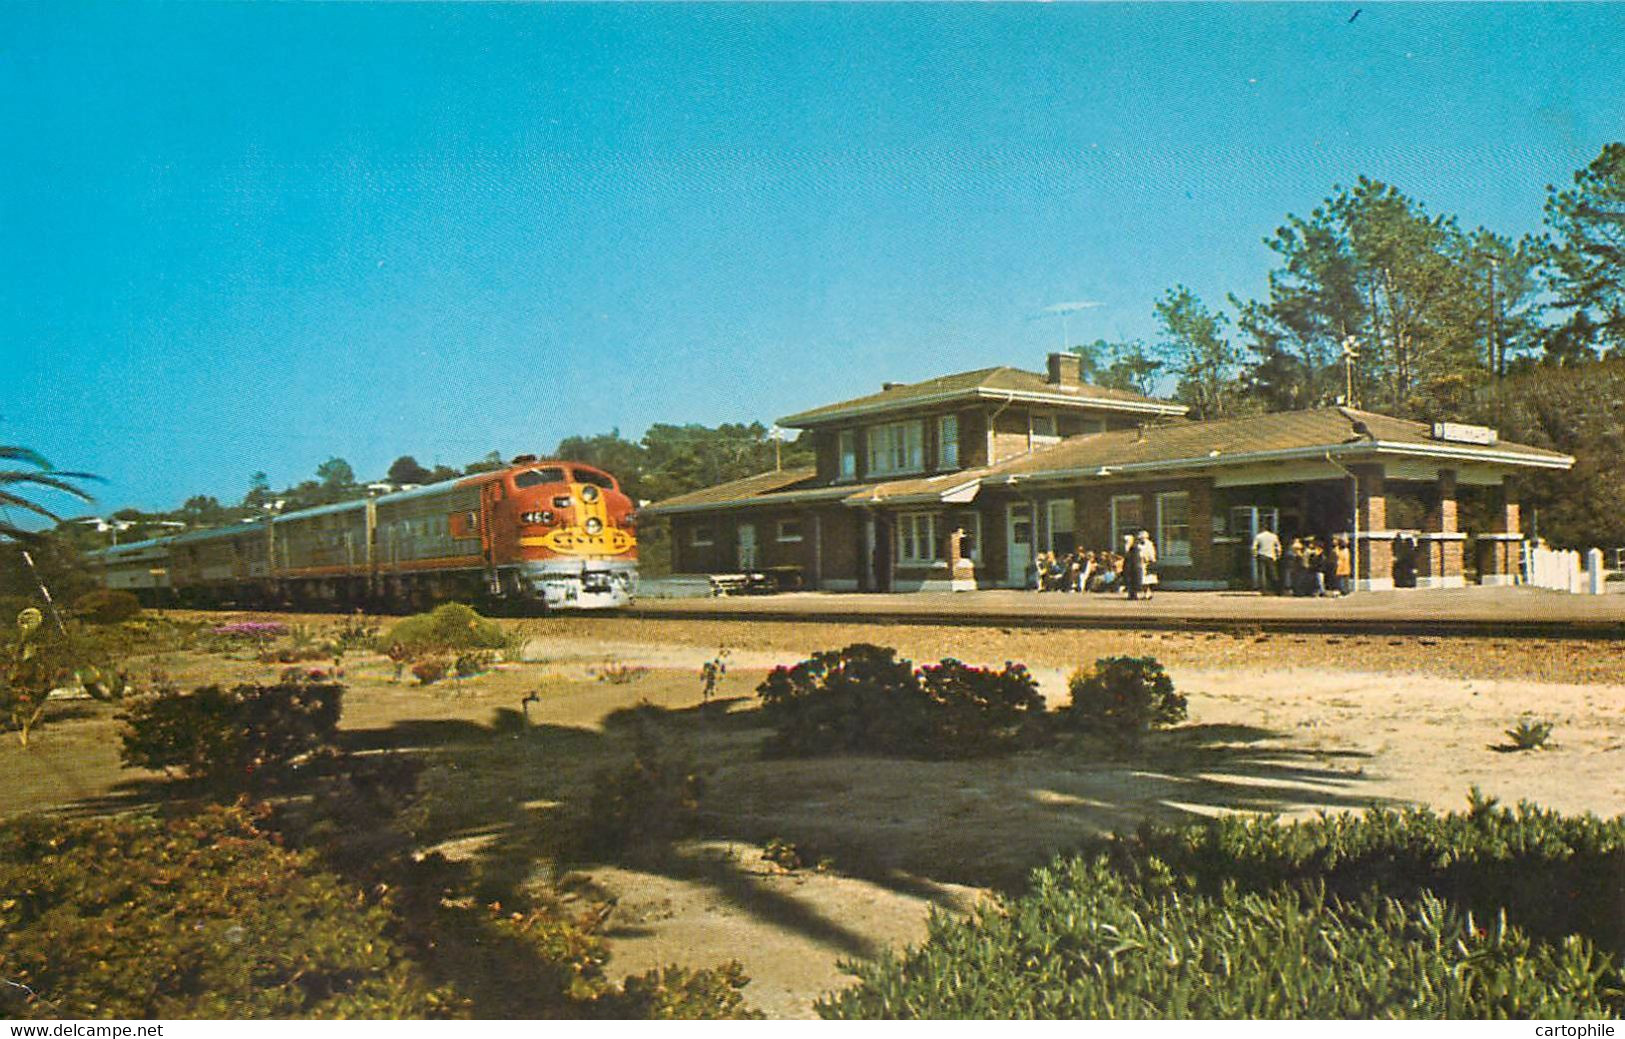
{"left": 780, "top": 387, "right": 1187, "bottom": 428}
{"left": 842, "top": 477, "right": 984, "bottom": 507}
{"left": 988, "top": 439, "right": 1573, "bottom": 487}
{"left": 642, "top": 485, "right": 859, "bottom": 516}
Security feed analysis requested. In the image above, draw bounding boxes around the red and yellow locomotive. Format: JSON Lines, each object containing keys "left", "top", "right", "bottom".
{"left": 90, "top": 457, "right": 638, "bottom": 611}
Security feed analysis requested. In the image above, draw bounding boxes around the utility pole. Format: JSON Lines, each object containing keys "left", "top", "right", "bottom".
{"left": 1488, "top": 258, "right": 1501, "bottom": 378}
{"left": 1341, "top": 335, "right": 1360, "bottom": 408}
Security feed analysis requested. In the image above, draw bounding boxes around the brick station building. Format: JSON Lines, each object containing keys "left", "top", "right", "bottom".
{"left": 644, "top": 354, "right": 1572, "bottom": 592}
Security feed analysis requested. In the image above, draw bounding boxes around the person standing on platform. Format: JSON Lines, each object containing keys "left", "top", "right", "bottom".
{"left": 1252, "top": 525, "right": 1281, "bottom": 595}
{"left": 1123, "top": 533, "right": 1143, "bottom": 600}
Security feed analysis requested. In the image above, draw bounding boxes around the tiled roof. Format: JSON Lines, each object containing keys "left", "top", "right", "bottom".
{"left": 777, "top": 366, "right": 1184, "bottom": 426}
{"left": 988, "top": 407, "right": 1572, "bottom": 479}
{"left": 644, "top": 408, "right": 1572, "bottom": 515}
{"left": 641, "top": 467, "right": 820, "bottom": 512}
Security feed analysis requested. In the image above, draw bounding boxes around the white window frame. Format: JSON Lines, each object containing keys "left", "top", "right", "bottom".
{"left": 896, "top": 511, "right": 940, "bottom": 565}
{"left": 1156, "top": 491, "right": 1193, "bottom": 566}
{"left": 837, "top": 429, "right": 857, "bottom": 481}
{"left": 937, "top": 414, "right": 960, "bottom": 470}
{"left": 775, "top": 519, "right": 804, "bottom": 543}
{"left": 1110, "top": 494, "right": 1143, "bottom": 548}
{"left": 689, "top": 525, "right": 715, "bottom": 547}
{"left": 866, "top": 420, "right": 925, "bottom": 477}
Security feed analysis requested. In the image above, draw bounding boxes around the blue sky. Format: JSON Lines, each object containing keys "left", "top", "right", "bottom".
{"left": 4, "top": 3, "right": 1622, "bottom": 517}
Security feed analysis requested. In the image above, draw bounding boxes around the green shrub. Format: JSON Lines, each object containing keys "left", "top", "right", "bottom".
{"left": 821, "top": 853, "right": 1623, "bottom": 1019}
{"left": 68, "top": 588, "right": 142, "bottom": 624}
{"left": 387, "top": 603, "right": 507, "bottom": 656}
{"left": 918, "top": 658, "right": 1047, "bottom": 757}
{"left": 0, "top": 803, "right": 462, "bottom": 1019}
{"left": 412, "top": 658, "right": 450, "bottom": 685}
{"left": 1113, "top": 791, "right": 1625, "bottom": 956}
{"left": 3, "top": 608, "right": 133, "bottom": 746}
{"left": 330, "top": 612, "right": 381, "bottom": 653}
{"left": 454, "top": 650, "right": 495, "bottom": 677}
{"left": 1063, "top": 656, "right": 1186, "bottom": 742}
{"left": 756, "top": 644, "right": 1047, "bottom": 759}
{"left": 758, "top": 644, "right": 935, "bottom": 757}
{"left": 582, "top": 730, "right": 705, "bottom": 858}
{"left": 119, "top": 681, "right": 343, "bottom": 788}
{"left": 1504, "top": 716, "right": 1554, "bottom": 751}
{"left": 608, "top": 962, "right": 761, "bottom": 1019}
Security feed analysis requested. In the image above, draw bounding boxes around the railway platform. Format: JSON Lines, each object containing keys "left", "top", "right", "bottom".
{"left": 629, "top": 584, "right": 1625, "bottom": 639}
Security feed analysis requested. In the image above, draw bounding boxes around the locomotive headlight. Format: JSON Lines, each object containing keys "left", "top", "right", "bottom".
{"left": 580, "top": 484, "right": 601, "bottom": 504}
{"left": 584, "top": 517, "right": 603, "bottom": 535}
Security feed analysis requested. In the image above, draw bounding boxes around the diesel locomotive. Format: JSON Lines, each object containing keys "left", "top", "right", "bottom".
{"left": 88, "top": 458, "right": 638, "bottom": 611}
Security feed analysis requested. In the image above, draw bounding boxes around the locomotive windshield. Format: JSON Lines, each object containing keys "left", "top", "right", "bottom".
{"left": 572, "top": 468, "right": 615, "bottom": 489}
{"left": 514, "top": 467, "right": 567, "bottom": 488}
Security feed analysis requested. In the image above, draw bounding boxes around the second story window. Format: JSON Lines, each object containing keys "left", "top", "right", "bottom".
{"left": 866, "top": 420, "right": 924, "bottom": 476}
{"left": 838, "top": 430, "right": 857, "bottom": 480}
{"left": 938, "top": 414, "right": 959, "bottom": 469}
{"left": 1031, "top": 412, "right": 1060, "bottom": 445}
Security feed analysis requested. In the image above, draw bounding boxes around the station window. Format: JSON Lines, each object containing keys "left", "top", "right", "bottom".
{"left": 838, "top": 430, "right": 857, "bottom": 481}
{"left": 897, "top": 512, "right": 940, "bottom": 564}
{"left": 1031, "top": 413, "right": 1060, "bottom": 445}
{"left": 776, "top": 519, "right": 804, "bottom": 543}
{"left": 1157, "top": 492, "right": 1192, "bottom": 565}
{"left": 866, "top": 421, "right": 924, "bottom": 476}
{"left": 1110, "top": 495, "right": 1143, "bottom": 547}
{"left": 690, "top": 525, "right": 715, "bottom": 547}
{"left": 938, "top": 414, "right": 959, "bottom": 469}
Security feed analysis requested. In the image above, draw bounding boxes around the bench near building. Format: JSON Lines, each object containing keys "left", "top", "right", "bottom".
{"left": 643, "top": 354, "right": 1573, "bottom": 593}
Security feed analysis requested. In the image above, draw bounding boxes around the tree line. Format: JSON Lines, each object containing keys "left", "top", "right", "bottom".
{"left": 1075, "top": 143, "right": 1625, "bottom": 549}
{"left": 1080, "top": 144, "right": 1624, "bottom": 421}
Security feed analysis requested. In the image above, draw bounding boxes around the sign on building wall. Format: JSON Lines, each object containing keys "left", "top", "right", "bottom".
{"left": 1430, "top": 422, "right": 1498, "bottom": 446}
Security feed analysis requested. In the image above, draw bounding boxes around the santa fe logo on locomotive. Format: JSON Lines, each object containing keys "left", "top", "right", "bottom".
{"left": 530, "top": 527, "right": 635, "bottom": 556}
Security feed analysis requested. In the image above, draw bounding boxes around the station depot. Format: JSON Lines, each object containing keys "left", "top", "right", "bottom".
{"left": 643, "top": 354, "right": 1573, "bottom": 593}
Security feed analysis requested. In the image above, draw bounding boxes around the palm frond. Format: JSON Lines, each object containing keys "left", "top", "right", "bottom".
{"left": 0, "top": 491, "right": 64, "bottom": 521}
{"left": 0, "top": 472, "right": 97, "bottom": 503}
{"left": 0, "top": 521, "right": 46, "bottom": 543}
{"left": 0, "top": 447, "right": 52, "bottom": 469}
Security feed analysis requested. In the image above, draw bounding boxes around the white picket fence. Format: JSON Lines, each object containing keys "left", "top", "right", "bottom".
{"left": 1524, "top": 544, "right": 1607, "bottom": 594}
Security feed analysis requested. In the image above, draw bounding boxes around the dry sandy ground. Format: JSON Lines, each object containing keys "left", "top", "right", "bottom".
{"left": 4, "top": 614, "right": 1623, "bottom": 1018}
{"left": 510, "top": 622, "right": 1625, "bottom": 1017}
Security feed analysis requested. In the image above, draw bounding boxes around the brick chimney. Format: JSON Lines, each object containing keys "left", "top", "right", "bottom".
{"left": 1046, "top": 352, "right": 1081, "bottom": 386}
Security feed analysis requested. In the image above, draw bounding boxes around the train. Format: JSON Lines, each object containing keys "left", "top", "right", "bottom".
{"left": 87, "top": 457, "right": 638, "bottom": 611}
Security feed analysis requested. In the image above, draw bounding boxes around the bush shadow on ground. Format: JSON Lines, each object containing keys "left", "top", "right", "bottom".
{"left": 331, "top": 695, "right": 1380, "bottom": 949}
{"left": 59, "top": 680, "right": 1387, "bottom": 1006}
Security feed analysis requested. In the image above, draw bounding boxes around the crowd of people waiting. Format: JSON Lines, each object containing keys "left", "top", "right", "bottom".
{"left": 1033, "top": 530, "right": 1161, "bottom": 600}
{"left": 1251, "top": 526, "right": 1353, "bottom": 596}
{"left": 1033, "top": 527, "right": 1356, "bottom": 598}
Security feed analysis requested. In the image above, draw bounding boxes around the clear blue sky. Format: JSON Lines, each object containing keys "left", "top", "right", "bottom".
{"left": 4, "top": 3, "right": 1622, "bottom": 517}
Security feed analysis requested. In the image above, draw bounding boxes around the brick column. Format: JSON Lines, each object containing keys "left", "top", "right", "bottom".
{"left": 1432, "top": 468, "right": 1459, "bottom": 534}
{"left": 1353, "top": 463, "right": 1393, "bottom": 590}
{"left": 947, "top": 524, "right": 976, "bottom": 591}
{"left": 1477, "top": 477, "right": 1522, "bottom": 585}
{"left": 1412, "top": 469, "right": 1465, "bottom": 587}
